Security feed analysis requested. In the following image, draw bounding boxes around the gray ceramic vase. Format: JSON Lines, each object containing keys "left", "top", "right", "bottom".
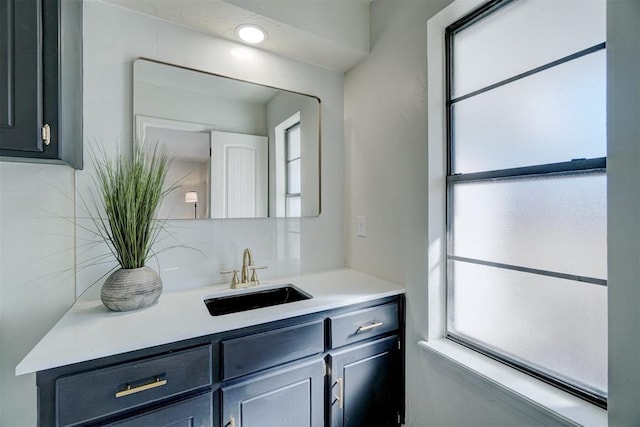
{"left": 101, "top": 266, "right": 162, "bottom": 312}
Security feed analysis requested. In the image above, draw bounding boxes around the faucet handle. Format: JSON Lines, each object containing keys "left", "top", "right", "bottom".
{"left": 250, "top": 266, "right": 268, "bottom": 284}
{"left": 220, "top": 269, "right": 240, "bottom": 287}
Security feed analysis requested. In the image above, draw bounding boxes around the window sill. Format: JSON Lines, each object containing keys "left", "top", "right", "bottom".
{"left": 417, "top": 339, "right": 607, "bottom": 426}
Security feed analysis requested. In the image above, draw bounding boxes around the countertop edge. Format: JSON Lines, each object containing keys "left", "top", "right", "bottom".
{"left": 16, "top": 268, "right": 405, "bottom": 375}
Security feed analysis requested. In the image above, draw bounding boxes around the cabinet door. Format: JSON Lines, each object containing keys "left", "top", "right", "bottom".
{"left": 222, "top": 358, "right": 324, "bottom": 427}
{"left": 106, "top": 392, "right": 212, "bottom": 427}
{"left": 0, "top": 0, "right": 43, "bottom": 152}
{"left": 329, "top": 336, "right": 401, "bottom": 427}
{"left": 0, "top": 0, "right": 82, "bottom": 168}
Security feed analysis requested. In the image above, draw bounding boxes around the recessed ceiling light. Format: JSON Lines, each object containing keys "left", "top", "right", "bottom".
{"left": 236, "top": 25, "right": 266, "bottom": 44}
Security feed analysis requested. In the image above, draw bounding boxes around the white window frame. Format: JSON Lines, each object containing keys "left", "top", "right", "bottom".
{"left": 285, "top": 121, "right": 302, "bottom": 218}
{"left": 422, "top": 0, "right": 607, "bottom": 424}
{"left": 274, "top": 112, "right": 301, "bottom": 217}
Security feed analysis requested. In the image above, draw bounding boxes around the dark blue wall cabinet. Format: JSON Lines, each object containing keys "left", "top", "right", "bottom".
{"left": 36, "top": 295, "right": 405, "bottom": 426}
{"left": 0, "top": 0, "right": 82, "bottom": 169}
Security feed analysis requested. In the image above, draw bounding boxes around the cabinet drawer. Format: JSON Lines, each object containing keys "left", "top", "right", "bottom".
{"left": 222, "top": 320, "right": 324, "bottom": 380}
{"left": 56, "top": 345, "right": 212, "bottom": 426}
{"left": 328, "top": 302, "right": 399, "bottom": 348}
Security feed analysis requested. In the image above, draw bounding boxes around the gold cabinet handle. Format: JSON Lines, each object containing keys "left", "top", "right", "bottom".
{"left": 115, "top": 377, "right": 167, "bottom": 398}
{"left": 356, "top": 321, "right": 384, "bottom": 333}
{"left": 229, "top": 415, "right": 235, "bottom": 427}
{"left": 41, "top": 124, "right": 50, "bottom": 146}
{"left": 336, "top": 378, "right": 344, "bottom": 409}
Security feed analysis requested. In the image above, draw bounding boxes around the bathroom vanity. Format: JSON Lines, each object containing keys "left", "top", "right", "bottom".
{"left": 17, "top": 269, "right": 405, "bottom": 427}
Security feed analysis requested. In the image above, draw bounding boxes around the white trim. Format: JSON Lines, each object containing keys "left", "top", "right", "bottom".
{"left": 274, "top": 112, "right": 301, "bottom": 217}
{"left": 418, "top": 339, "right": 607, "bottom": 426}
{"left": 135, "top": 115, "right": 217, "bottom": 146}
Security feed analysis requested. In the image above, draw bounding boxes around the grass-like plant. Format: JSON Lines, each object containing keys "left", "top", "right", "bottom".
{"left": 90, "top": 143, "right": 173, "bottom": 270}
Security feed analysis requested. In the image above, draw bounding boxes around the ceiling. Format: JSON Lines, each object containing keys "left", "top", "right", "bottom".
{"left": 103, "top": 0, "right": 371, "bottom": 72}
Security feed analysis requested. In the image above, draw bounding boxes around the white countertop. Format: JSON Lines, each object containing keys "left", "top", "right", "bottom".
{"left": 16, "top": 268, "right": 404, "bottom": 375}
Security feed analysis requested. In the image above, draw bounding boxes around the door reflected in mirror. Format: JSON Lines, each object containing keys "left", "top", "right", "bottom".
{"left": 133, "top": 58, "right": 321, "bottom": 219}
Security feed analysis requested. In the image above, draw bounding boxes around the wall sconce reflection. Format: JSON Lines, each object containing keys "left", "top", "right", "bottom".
{"left": 184, "top": 191, "right": 198, "bottom": 219}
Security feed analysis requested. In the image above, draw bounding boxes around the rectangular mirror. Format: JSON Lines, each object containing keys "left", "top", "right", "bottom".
{"left": 133, "top": 58, "right": 321, "bottom": 219}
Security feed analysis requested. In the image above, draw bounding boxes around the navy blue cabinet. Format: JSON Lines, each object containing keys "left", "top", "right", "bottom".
{"left": 0, "top": 0, "right": 82, "bottom": 168}
{"left": 1, "top": 0, "right": 41, "bottom": 151}
{"left": 222, "top": 358, "right": 324, "bottom": 427}
{"left": 329, "top": 336, "right": 402, "bottom": 427}
{"left": 36, "top": 295, "right": 405, "bottom": 426}
{"left": 55, "top": 345, "right": 213, "bottom": 426}
{"left": 221, "top": 319, "right": 324, "bottom": 380}
{"left": 106, "top": 392, "right": 213, "bottom": 427}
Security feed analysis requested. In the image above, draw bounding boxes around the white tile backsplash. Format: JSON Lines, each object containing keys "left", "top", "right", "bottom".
{"left": 0, "top": 162, "right": 76, "bottom": 426}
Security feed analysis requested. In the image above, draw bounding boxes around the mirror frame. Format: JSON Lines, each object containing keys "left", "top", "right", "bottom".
{"left": 133, "top": 57, "right": 322, "bottom": 219}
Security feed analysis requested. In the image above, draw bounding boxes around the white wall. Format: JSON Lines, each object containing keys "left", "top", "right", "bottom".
{"left": 135, "top": 80, "right": 268, "bottom": 136}
{"left": 227, "top": 0, "right": 370, "bottom": 54}
{"left": 346, "top": 0, "right": 640, "bottom": 425}
{"left": 78, "top": 0, "right": 345, "bottom": 296}
{"left": 160, "top": 157, "right": 210, "bottom": 220}
{"left": 607, "top": 0, "right": 640, "bottom": 424}
{"left": 0, "top": 163, "right": 76, "bottom": 426}
{"left": 345, "top": 0, "right": 590, "bottom": 424}
{"left": 266, "top": 91, "right": 320, "bottom": 217}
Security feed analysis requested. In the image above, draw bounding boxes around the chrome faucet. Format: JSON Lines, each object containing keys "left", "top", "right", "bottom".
{"left": 220, "top": 248, "right": 267, "bottom": 289}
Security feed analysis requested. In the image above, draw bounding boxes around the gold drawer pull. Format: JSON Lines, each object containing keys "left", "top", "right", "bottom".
{"left": 356, "top": 321, "right": 384, "bottom": 333}
{"left": 115, "top": 377, "right": 167, "bottom": 398}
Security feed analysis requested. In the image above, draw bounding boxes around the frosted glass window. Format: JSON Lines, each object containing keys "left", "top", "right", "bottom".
{"left": 452, "top": 173, "right": 607, "bottom": 279}
{"left": 453, "top": 0, "right": 605, "bottom": 97}
{"left": 287, "top": 125, "right": 301, "bottom": 160}
{"left": 448, "top": 260, "right": 607, "bottom": 395}
{"left": 445, "top": 0, "right": 607, "bottom": 403}
{"left": 452, "top": 50, "right": 606, "bottom": 174}
{"left": 286, "top": 122, "right": 301, "bottom": 196}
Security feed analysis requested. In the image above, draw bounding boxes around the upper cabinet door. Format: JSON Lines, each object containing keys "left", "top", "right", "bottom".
{"left": 0, "top": 0, "right": 82, "bottom": 169}
{"left": 0, "top": 0, "right": 43, "bottom": 153}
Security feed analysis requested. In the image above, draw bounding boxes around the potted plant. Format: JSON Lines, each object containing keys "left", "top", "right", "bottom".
{"left": 90, "top": 143, "right": 173, "bottom": 312}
